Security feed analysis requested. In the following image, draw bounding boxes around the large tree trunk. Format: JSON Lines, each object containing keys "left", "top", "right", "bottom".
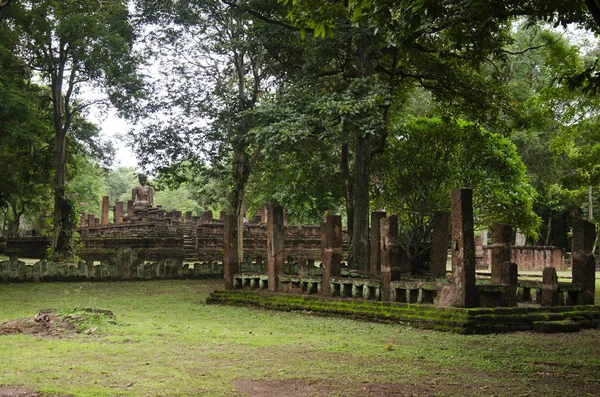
{"left": 351, "top": 134, "right": 372, "bottom": 272}
{"left": 234, "top": 146, "right": 247, "bottom": 263}
{"left": 341, "top": 140, "right": 354, "bottom": 248}
{"left": 52, "top": 130, "right": 72, "bottom": 257}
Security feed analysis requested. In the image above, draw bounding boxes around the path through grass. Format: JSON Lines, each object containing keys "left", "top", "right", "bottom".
{"left": 1, "top": 280, "right": 600, "bottom": 396}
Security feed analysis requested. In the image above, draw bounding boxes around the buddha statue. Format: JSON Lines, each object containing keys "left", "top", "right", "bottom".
{"left": 132, "top": 174, "right": 154, "bottom": 208}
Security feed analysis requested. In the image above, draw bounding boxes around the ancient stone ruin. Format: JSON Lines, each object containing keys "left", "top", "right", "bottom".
{"left": 2, "top": 184, "right": 598, "bottom": 332}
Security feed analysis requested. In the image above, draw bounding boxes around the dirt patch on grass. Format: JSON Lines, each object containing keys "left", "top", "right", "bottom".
{"left": 0, "top": 386, "right": 73, "bottom": 397}
{"left": 0, "top": 308, "right": 114, "bottom": 338}
{"left": 234, "top": 379, "right": 450, "bottom": 397}
{"left": 0, "top": 386, "right": 43, "bottom": 397}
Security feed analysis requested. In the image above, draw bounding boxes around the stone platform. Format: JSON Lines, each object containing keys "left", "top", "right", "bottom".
{"left": 206, "top": 289, "right": 600, "bottom": 334}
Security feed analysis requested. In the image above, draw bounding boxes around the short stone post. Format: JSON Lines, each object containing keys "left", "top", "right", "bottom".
{"left": 87, "top": 214, "right": 96, "bottom": 228}
{"left": 185, "top": 211, "right": 192, "bottom": 223}
{"left": 572, "top": 218, "right": 597, "bottom": 305}
{"left": 449, "top": 188, "right": 478, "bottom": 307}
{"left": 101, "top": 196, "right": 110, "bottom": 226}
{"left": 256, "top": 206, "right": 267, "bottom": 223}
{"left": 267, "top": 205, "right": 285, "bottom": 292}
{"left": 114, "top": 201, "right": 124, "bottom": 224}
{"left": 223, "top": 215, "right": 239, "bottom": 290}
{"left": 79, "top": 212, "right": 87, "bottom": 228}
{"left": 127, "top": 200, "right": 134, "bottom": 217}
{"left": 491, "top": 222, "right": 512, "bottom": 284}
{"left": 369, "top": 211, "right": 386, "bottom": 277}
{"left": 429, "top": 211, "right": 450, "bottom": 280}
{"left": 501, "top": 261, "right": 518, "bottom": 306}
{"left": 321, "top": 213, "right": 342, "bottom": 296}
{"left": 202, "top": 207, "right": 213, "bottom": 223}
{"left": 542, "top": 266, "right": 559, "bottom": 307}
{"left": 380, "top": 215, "right": 400, "bottom": 301}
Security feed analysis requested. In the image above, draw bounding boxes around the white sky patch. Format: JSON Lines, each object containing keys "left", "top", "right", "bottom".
{"left": 87, "top": 106, "right": 139, "bottom": 169}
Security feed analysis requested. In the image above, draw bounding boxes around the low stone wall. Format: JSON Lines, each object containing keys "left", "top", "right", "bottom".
{"left": 3, "top": 237, "right": 51, "bottom": 260}
{"left": 0, "top": 257, "right": 222, "bottom": 282}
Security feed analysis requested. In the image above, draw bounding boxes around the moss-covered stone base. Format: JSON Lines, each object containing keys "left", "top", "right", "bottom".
{"left": 206, "top": 290, "right": 600, "bottom": 334}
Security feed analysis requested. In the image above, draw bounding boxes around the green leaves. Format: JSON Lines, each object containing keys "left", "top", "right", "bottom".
{"left": 371, "top": 117, "right": 540, "bottom": 237}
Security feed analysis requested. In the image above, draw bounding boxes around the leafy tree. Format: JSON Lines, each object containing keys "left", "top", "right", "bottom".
{"left": 371, "top": 117, "right": 539, "bottom": 271}
{"left": 502, "top": 24, "right": 600, "bottom": 246}
{"left": 0, "top": 7, "right": 54, "bottom": 236}
{"left": 133, "top": 0, "right": 302, "bottom": 260}
{"left": 104, "top": 167, "right": 138, "bottom": 205}
{"left": 227, "top": 0, "right": 535, "bottom": 271}
{"left": 8, "top": 0, "right": 140, "bottom": 258}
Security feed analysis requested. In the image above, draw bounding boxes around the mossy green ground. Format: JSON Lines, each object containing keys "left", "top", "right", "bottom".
{"left": 1, "top": 280, "right": 600, "bottom": 396}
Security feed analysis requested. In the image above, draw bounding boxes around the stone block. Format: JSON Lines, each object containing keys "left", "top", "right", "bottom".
{"left": 449, "top": 188, "right": 478, "bottom": 307}
{"left": 491, "top": 222, "right": 512, "bottom": 284}
{"left": 542, "top": 267, "right": 559, "bottom": 307}
{"left": 572, "top": 219, "right": 596, "bottom": 305}
{"left": 321, "top": 214, "right": 342, "bottom": 296}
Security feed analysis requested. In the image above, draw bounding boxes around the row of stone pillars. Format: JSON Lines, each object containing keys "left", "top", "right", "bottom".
{"left": 84, "top": 196, "right": 219, "bottom": 227}
{"left": 223, "top": 189, "right": 596, "bottom": 307}
{"left": 223, "top": 191, "right": 476, "bottom": 306}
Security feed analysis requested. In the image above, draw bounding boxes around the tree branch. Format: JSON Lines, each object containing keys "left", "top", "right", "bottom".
{"left": 586, "top": 0, "right": 600, "bottom": 30}
{"left": 220, "top": 0, "right": 304, "bottom": 32}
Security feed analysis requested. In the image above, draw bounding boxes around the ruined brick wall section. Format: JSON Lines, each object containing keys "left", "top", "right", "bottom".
{"left": 482, "top": 246, "right": 564, "bottom": 271}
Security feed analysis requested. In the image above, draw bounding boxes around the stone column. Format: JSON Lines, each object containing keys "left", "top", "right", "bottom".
{"left": 101, "top": 196, "right": 110, "bottom": 226}
{"left": 369, "top": 211, "right": 386, "bottom": 277}
{"left": 572, "top": 218, "right": 597, "bottom": 305}
{"left": 87, "top": 214, "right": 95, "bottom": 228}
{"left": 430, "top": 211, "right": 450, "bottom": 281}
{"left": 202, "top": 207, "right": 213, "bottom": 223}
{"left": 114, "top": 201, "right": 124, "bottom": 224}
{"left": 267, "top": 205, "right": 285, "bottom": 292}
{"left": 321, "top": 213, "right": 342, "bottom": 296}
{"left": 450, "top": 188, "right": 478, "bottom": 307}
{"left": 219, "top": 211, "right": 226, "bottom": 222}
{"left": 223, "top": 215, "right": 239, "bottom": 290}
{"left": 491, "top": 222, "right": 512, "bottom": 284}
{"left": 127, "top": 200, "right": 134, "bottom": 218}
{"left": 380, "top": 215, "right": 400, "bottom": 301}
{"left": 256, "top": 205, "right": 267, "bottom": 223}
{"left": 542, "top": 266, "right": 559, "bottom": 307}
{"left": 185, "top": 211, "right": 192, "bottom": 223}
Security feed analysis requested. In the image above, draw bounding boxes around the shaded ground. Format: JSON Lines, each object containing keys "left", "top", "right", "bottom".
{"left": 0, "top": 386, "right": 45, "bottom": 397}
{"left": 235, "top": 379, "right": 445, "bottom": 397}
{"left": 234, "top": 374, "right": 600, "bottom": 397}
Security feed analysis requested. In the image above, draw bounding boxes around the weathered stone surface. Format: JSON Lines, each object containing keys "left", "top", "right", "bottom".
{"left": 542, "top": 267, "right": 559, "bottom": 307}
{"left": 267, "top": 205, "right": 285, "bottom": 292}
{"left": 369, "top": 211, "right": 386, "bottom": 277}
{"left": 491, "top": 222, "right": 512, "bottom": 284}
{"left": 572, "top": 218, "right": 596, "bottom": 305}
{"left": 114, "top": 201, "right": 124, "bottom": 224}
{"left": 430, "top": 211, "right": 450, "bottom": 281}
{"left": 321, "top": 213, "right": 342, "bottom": 296}
{"left": 448, "top": 188, "right": 478, "bottom": 308}
{"left": 380, "top": 215, "right": 401, "bottom": 301}
{"left": 101, "top": 196, "right": 110, "bottom": 226}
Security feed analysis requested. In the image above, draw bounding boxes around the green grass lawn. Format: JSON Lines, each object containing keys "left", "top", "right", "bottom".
{"left": 1, "top": 280, "right": 600, "bottom": 397}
